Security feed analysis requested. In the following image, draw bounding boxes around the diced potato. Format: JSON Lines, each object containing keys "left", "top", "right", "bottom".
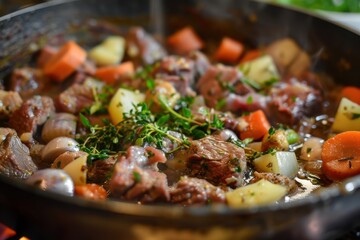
{"left": 239, "top": 55, "right": 279, "bottom": 88}
{"left": 253, "top": 151, "right": 299, "bottom": 178}
{"left": 145, "top": 80, "right": 180, "bottom": 112}
{"left": 63, "top": 155, "right": 88, "bottom": 185}
{"left": 226, "top": 179, "right": 287, "bottom": 208}
{"left": 108, "top": 88, "right": 145, "bottom": 125}
{"left": 332, "top": 98, "right": 360, "bottom": 132}
{"left": 89, "top": 36, "right": 125, "bottom": 66}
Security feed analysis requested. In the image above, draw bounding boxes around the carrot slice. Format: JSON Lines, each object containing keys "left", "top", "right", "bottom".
{"left": 322, "top": 131, "right": 360, "bottom": 181}
{"left": 75, "top": 183, "right": 107, "bottom": 200}
{"left": 167, "top": 26, "right": 204, "bottom": 55}
{"left": 240, "top": 110, "right": 271, "bottom": 140}
{"left": 240, "top": 49, "right": 262, "bottom": 64}
{"left": 94, "top": 61, "right": 134, "bottom": 84}
{"left": 43, "top": 41, "right": 86, "bottom": 82}
{"left": 214, "top": 37, "right": 244, "bottom": 63}
{"left": 340, "top": 86, "right": 360, "bottom": 105}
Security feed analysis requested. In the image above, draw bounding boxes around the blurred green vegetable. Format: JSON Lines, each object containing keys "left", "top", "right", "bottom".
{"left": 275, "top": 0, "right": 360, "bottom": 12}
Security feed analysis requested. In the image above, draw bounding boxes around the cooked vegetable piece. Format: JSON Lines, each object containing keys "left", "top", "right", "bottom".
{"left": 95, "top": 61, "right": 134, "bottom": 84}
{"left": 108, "top": 88, "right": 145, "bottom": 124}
{"left": 75, "top": 183, "right": 107, "bottom": 200}
{"left": 253, "top": 151, "right": 299, "bottom": 178}
{"left": 240, "top": 110, "right": 271, "bottom": 140}
{"left": 145, "top": 80, "right": 180, "bottom": 112}
{"left": 89, "top": 36, "right": 125, "bottom": 66}
{"left": 239, "top": 55, "right": 279, "bottom": 88}
{"left": 43, "top": 41, "right": 86, "bottom": 82}
{"left": 261, "top": 129, "right": 289, "bottom": 152}
{"left": 41, "top": 137, "right": 80, "bottom": 164}
{"left": 322, "top": 131, "right": 360, "bottom": 181}
{"left": 332, "top": 98, "right": 360, "bottom": 132}
{"left": 341, "top": 86, "right": 360, "bottom": 105}
{"left": 63, "top": 155, "right": 88, "bottom": 185}
{"left": 214, "top": 37, "right": 244, "bottom": 63}
{"left": 240, "top": 49, "right": 262, "bottom": 63}
{"left": 300, "top": 137, "right": 323, "bottom": 161}
{"left": 167, "top": 26, "right": 204, "bottom": 55}
{"left": 226, "top": 179, "right": 287, "bottom": 207}
{"left": 26, "top": 169, "right": 74, "bottom": 196}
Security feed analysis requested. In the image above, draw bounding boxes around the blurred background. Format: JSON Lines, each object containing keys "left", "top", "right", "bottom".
{"left": 1, "top": 0, "right": 359, "bottom": 31}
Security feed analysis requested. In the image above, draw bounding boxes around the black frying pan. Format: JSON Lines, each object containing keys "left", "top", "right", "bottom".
{"left": 0, "top": 0, "right": 360, "bottom": 239}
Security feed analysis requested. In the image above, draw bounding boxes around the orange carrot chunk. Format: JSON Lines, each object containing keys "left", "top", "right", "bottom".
{"left": 214, "top": 37, "right": 244, "bottom": 63}
{"left": 37, "top": 45, "right": 57, "bottom": 68}
{"left": 94, "top": 61, "right": 134, "bottom": 84}
{"left": 240, "top": 49, "right": 262, "bottom": 64}
{"left": 240, "top": 110, "right": 271, "bottom": 140}
{"left": 74, "top": 183, "right": 107, "bottom": 200}
{"left": 340, "top": 86, "right": 360, "bottom": 105}
{"left": 167, "top": 26, "right": 204, "bottom": 55}
{"left": 43, "top": 41, "right": 86, "bottom": 82}
{"left": 322, "top": 131, "right": 360, "bottom": 181}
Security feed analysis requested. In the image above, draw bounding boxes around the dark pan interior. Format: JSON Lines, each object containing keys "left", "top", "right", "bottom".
{"left": 0, "top": 0, "right": 360, "bottom": 239}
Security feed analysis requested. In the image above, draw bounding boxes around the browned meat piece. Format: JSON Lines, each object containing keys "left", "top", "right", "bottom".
{"left": 126, "top": 27, "right": 167, "bottom": 66}
{"left": 170, "top": 176, "right": 225, "bottom": 205}
{"left": 0, "top": 133, "right": 37, "bottom": 179}
{"left": 9, "top": 96, "right": 55, "bottom": 136}
{"left": 185, "top": 135, "right": 246, "bottom": 188}
{"left": 267, "top": 79, "right": 322, "bottom": 125}
{"left": 0, "top": 128, "right": 16, "bottom": 136}
{"left": 226, "top": 92, "right": 268, "bottom": 113}
{"left": 0, "top": 90, "right": 23, "bottom": 119}
{"left": 196, "top": 65, "right": 253, "bottom": 109}
{"left": 110, "top": 146, "right": 170, "bottom": 203}
{"left": 87, "top": 156, "right": 117, "bottom": 184}
{"left": 151, "top": 55, "right": 196, "bottom": 96}
{"left": 56, "top": 83, "right": 94, "bottom": 114}
{"left": 188, "top": 51, "right": 210, "bottom": 77}
{"left": 252, "top": 171, "right": 298, "bottom": 193}
{"left": 9, "top": 67, "right": 46, "bottom": 99}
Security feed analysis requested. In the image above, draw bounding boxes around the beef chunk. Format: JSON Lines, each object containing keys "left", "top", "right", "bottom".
{"left": 196, "top": 65, "right": 253, "bottom": 109}
{"left": 8, "top": 67, "right": 46, "bottom": 99}
{"left": 170, "top": 176, "right": 225, "bottom": 205}
{"left": 188, "top": 51, "right": 210, "bottom": 77}
{"left": 110, "top": 146, "right": 170, "bottom": 203}
{"left": 151, "top": 55, "right": 196, "bottom": 96}
{"left": 9, "top": 96, "right": 55, "bottom": 136}
{"left": 251, "top": 171, "right": 298, "bottom": 194}
{"left": 0, "top": 133, "right": 37, "bottom": 179}
{"left": 0, "top": 90, "right": 23, "bottom": 119}
{"left": 56, "top": 83, "right": 94, "bottom": 114}
{"left": 267, "top": 78, "right": 322, "bottom": 125}
{"left": 126, "top": 27, "right": 167, "bottom": 66}
{"left": 87, "top": 156, "right": 117, "bottom": 184}
{"left": 186, "top": 135, "right": 246, "bottom": 188}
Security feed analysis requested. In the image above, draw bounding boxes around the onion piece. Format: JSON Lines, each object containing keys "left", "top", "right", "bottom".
{"left": 26, "top": 169, "right": 74, "bottom": 196}
{"left": 63, "top": 155, "right": 88, "bottom": 185}
{"left": 300, "top": 137, "right": 323, "bottom": 161}
{"left": 253, "top": 151, "right": 299, "bottom": 178}
{"left": 41, "top": 113, "right": 77, "bottom": 143}
{"left": 41, "top": 137, "right": 79, "bottom": 164}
